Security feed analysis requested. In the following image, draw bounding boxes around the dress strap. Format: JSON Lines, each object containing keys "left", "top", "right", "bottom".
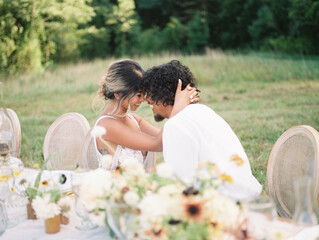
{"left": 93, "top": 115, "right": 119, "bottom": 168}
{"left": 126, "top": 113, "right": 141, "bottom": 131}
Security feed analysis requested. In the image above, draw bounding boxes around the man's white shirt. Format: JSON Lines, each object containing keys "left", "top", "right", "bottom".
{"left": 163, "top": 104, "right": 262, "bottom": 201}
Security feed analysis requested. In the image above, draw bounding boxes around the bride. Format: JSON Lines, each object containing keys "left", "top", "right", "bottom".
{"left": 93, "top": 59, "right": 198, "bottom": 171}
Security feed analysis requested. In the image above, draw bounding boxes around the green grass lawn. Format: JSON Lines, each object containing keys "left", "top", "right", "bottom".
{"left": 3, "top": 50, "right": 319, "bottom": 193}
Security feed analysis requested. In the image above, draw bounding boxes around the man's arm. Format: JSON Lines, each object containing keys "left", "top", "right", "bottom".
{"left": 163, "top": 121, "right": 199, "bottom": 180}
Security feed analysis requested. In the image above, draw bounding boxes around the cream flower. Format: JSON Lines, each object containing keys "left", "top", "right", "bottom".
{"left": 91, "top": 126, "right": 107, "bottom": 138}
{"left": 58, "top": 196, "right": 74, "bottom": 217}
{"left": 156, "top": 163, "right": 174, "bottom": 178}
{"left": 89, "top": 211, "right": 106, "bottom": 227}
{"left": 100, "top": 154, "right": 113, "bottom": 169}
{"left": 80, "top": 169, "right": 112, "bottom": 211}
{"left": 203, "top": 189, "right": 240, "bottom": 228}
{"left": 32, "top": 194, "right": 60, "bottom": 219}
{"left": 123, "top": 191, "right": 140, "bottom": 206}
{"left": 139, "top": 194, "right": 168, "bottom": 222}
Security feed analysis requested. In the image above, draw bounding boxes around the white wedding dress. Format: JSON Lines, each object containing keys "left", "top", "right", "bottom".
{"left": 93, "top": 113, "right": 155, "bottom": 172}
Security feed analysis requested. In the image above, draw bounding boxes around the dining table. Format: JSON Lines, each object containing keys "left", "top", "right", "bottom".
{"left": 1, "top": 168, "right": 319, "bottom": 240}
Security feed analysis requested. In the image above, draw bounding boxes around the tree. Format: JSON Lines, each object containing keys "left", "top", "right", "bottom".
{"left": 106, "top": 0, "right": 141, "bottom": 56}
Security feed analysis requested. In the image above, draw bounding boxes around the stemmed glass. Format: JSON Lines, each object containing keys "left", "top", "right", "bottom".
{"left": 0, "top": 167, "right": 12, "bottom": 201}
{"left": 246, "top": 195, "right": 277, "bottom": 240}
{"left": 71, "top": 171, "right": 98, "bottom": 231}
{"left": 107, "top": 203, "right": 136, "bottom": 240}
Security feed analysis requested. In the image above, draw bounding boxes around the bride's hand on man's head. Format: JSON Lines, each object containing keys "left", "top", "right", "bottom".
{"left": 175, "top": 79, "right": 199, "bottom": 104}
{"left": 170, "top": 79, "right": 200, "bottom": 118}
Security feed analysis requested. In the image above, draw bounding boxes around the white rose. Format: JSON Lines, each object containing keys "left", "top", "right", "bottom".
{"left": 80, "top": 169, "right": 112, "bottom": 210}
{"left": 138, "top": 194, "right": 167, "bottom": 221}
{"left": 100, "top": 154, "right": 113, "bottom": 169}
{"left": 156, "top": 163, "right": 173, "bottom": 178}
{"left": 123, "top": 191, "right": 140, "bottom": 206}
{"left": 89, "top": 211, "right": 106, "bottom": 227}
{"left": 32, "top": 194, "right": 61, "bottom": 219}
{"left": 57, "top": 196, "right": 74, "bottom": 217}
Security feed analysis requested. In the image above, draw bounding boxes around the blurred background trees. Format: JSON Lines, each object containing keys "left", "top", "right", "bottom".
{"left": 1, "top": 0, "right": 318, "bottom": 73}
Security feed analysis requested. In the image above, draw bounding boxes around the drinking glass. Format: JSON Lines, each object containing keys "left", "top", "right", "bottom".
{"left": 246, "top": 195, "right": 277, "bottom": 240}
{"left": 0, "top": 167, "right": 13, "bottom": 201}
{"left": 0, "top": 201, "right": 7, "bottom": 236}
{"left": 107, "top": 203, "right": 136, "bottom": 240}
{"left": 71, "top": 170, "right": 98, "bottom": 231}
{"left": 292, "top": 176, "right": 318, "bottom": 226}
{"left": 75, "top": 196, "right": 98, "bottom": 230}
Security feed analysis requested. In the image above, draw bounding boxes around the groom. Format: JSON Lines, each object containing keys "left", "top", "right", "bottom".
{"left": 142, "top": 60, "right": 262, "bottom": 200}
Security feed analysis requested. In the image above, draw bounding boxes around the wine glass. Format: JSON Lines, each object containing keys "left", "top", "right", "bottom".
{"left": 75, "top": 196, "right": 98, "bottom": 230}
{"left": 246, "top": 195, "right": 277, "bottom": 240}
{"left": 107, "top": 203, "right": 136, "bottom": 240}
{"left": 292, "top": 176, "right": 318, "bottom": 226}
{"left": 71, "top": 171, "right": 98, "bottom": 231}
{"left": 9, "top": 156, "right": 24, "bottom": 179}
{"left": 0, "top": 167, "right": 13, "bottom": 201}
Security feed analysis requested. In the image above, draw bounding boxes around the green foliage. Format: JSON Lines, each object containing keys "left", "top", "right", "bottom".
{"left": 0, "top": 0, "right": 46, "bottom": 73}
{"left": 79, "top": 27, "right": 111, "bottom": 59}
{"left": 1, "top": 0, "right": 319, "bottom": 73}
{"left": 288, "top": 0, "right": 319, "bottom": 54}
{"left": 248, "top": 5, "right": 277, "bottom": 48}
{"left": 41, "top": 0, "right": 95, "bottom": 62}
{"left": 162, "top": 17, "right": 188, "bottom": 52}
{"left": 186, "top": 11, "right": 209, "bottom": 53}
{"left": 107, "top": 0, "right": 141, "bottom": 56}
{"left": 0, "top": 0, "right": 94, "bottom": 73}
{"left": 134, "top": 27, "right": 164, "bottom": 55}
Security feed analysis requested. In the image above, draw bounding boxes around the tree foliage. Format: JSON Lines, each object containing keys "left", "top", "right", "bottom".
{"left": 1, "top": 0, "right": 319, "bottom": 73}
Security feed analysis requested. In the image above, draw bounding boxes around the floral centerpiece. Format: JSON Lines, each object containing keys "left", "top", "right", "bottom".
{"left": 80, "top": 155, "right": 248, "bottom": 240}
{"left": 30, "top": 173, "right": 74, "bottom": 233}
{"left": 19, "top": 159, "right": 74, "bottom": 233}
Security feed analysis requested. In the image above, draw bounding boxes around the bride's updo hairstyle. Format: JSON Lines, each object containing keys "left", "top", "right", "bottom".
{"left": 98, "top": 59, "right": 144, "bottom": 115}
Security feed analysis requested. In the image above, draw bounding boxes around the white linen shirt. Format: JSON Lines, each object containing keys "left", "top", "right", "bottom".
{"left": 163, "top": 104, "right": 262, "bottom": 200}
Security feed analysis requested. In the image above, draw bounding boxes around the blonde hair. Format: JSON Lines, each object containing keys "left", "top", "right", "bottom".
{"left": 96, "top": 59, "right": 144, "bottom": 115}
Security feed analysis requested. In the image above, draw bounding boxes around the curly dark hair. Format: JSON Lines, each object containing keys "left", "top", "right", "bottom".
{"left": 142, "top": 60, "right": 198, "bottom": 106}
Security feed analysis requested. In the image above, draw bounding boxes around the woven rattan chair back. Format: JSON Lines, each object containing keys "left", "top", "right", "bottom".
{"left": 80, "top": 129, "right": 99, "bottom": 169}
{"left": 43, "top": 112, "right": 90, "bottom": 170}
{"left": 7, "top": 108, "right": 21, "bottom": 158}
{"left": 267, "top": 125, "right": 319, "bottom": 218}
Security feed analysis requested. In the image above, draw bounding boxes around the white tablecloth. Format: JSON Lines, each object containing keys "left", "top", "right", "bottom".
{"left": 2, "top": 213, "right": 110, "bottom": 240}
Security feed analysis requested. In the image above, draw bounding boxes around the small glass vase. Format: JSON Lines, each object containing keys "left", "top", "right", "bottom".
{"left": 107, "top": 203, "right": 137, "bottom": 240}
{"left": 246, "top": 195, "right": 277, "bottom": 240}
{"left": 292, "top": 176, "right": 318, "bottom": 226}
{"left": 45, "top": 214, "right": 61, "bottom": 234}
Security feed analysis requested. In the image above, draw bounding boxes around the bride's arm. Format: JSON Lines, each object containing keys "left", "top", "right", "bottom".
{"left": 98, "top": 118, "right": 163, "bottom": 152}
{"left": 131, "top": 113, "right": 160, "bottom": 137}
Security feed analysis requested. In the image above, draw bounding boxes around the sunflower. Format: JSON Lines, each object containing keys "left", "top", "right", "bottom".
{"left": 40, "top": 180, "right": 49, "bottom": 187}
{"left": 182, "top": 196, "right": 205, "bottom": 222}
